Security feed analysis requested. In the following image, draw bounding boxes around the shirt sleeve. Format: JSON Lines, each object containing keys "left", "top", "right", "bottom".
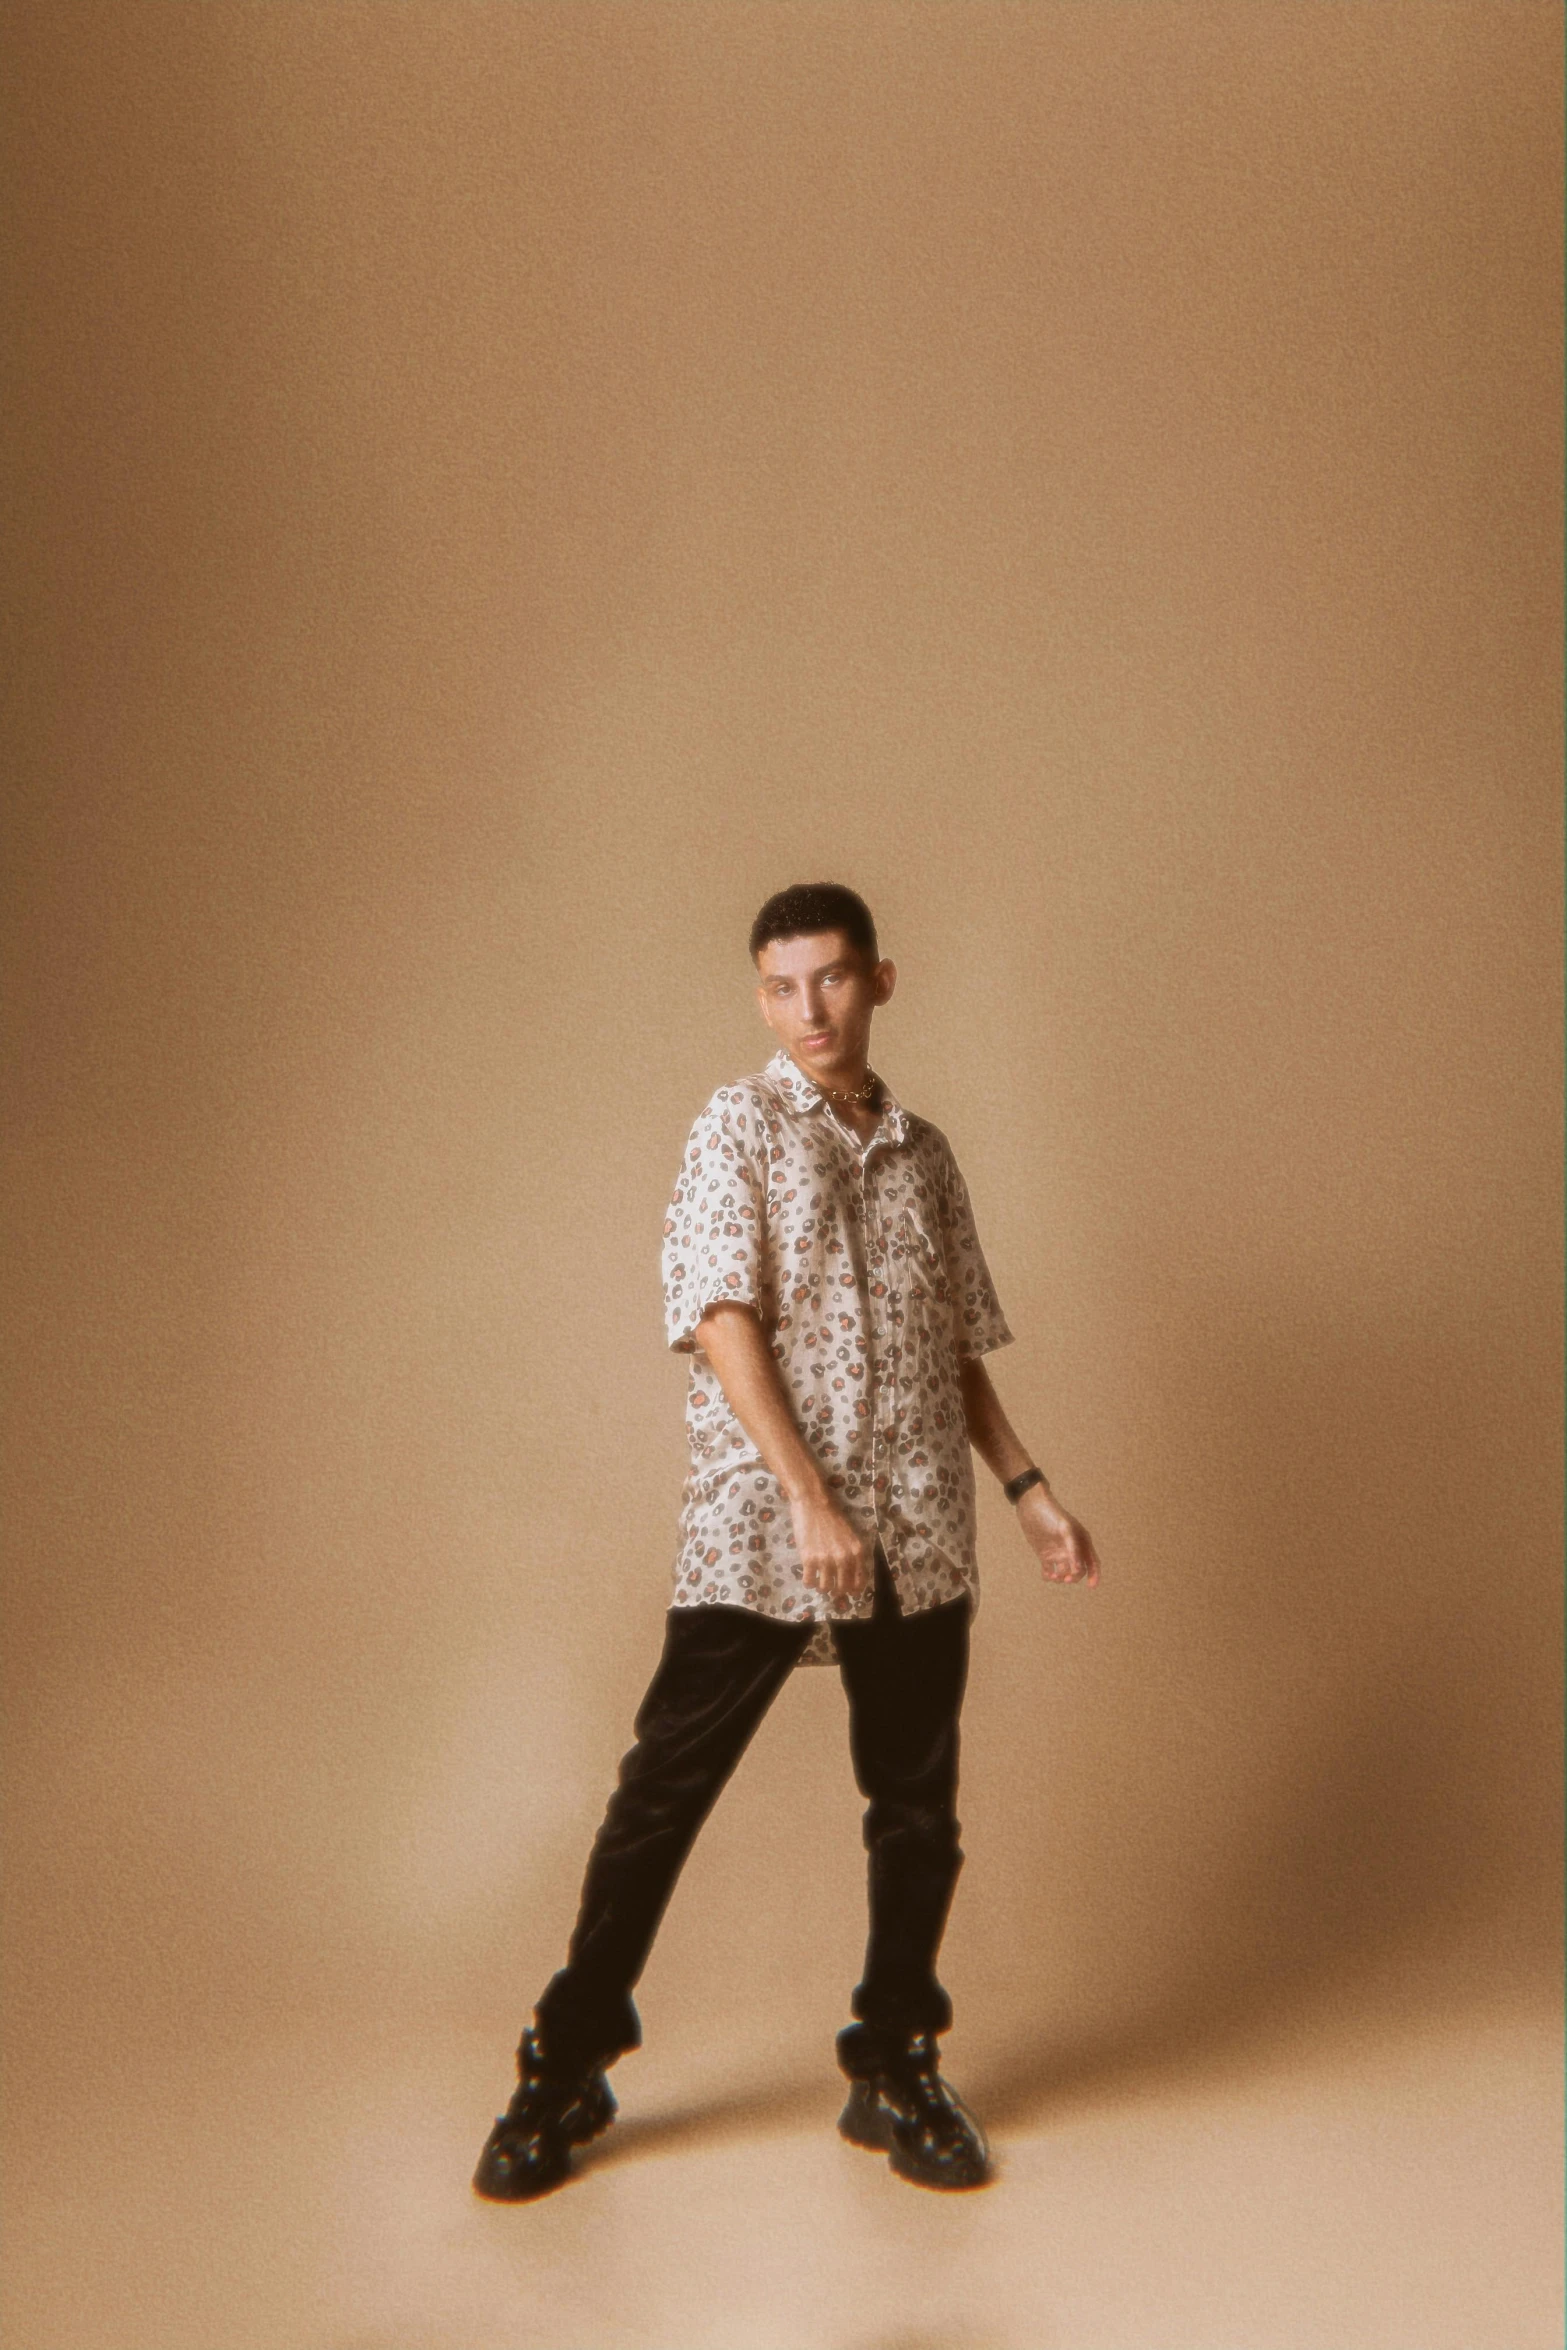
{"left": 937, "top": 1141, "right": 1015, "bottom": 1359}
{"left": 661, "top": 1086, "right": 770, "bottom": 1353}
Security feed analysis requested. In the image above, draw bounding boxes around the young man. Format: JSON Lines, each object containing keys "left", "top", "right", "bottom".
{"left": 474, "top": 881, "right": 1100, "bottom": 2200}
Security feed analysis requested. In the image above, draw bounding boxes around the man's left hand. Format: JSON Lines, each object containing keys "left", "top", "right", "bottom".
{"left": 1017, "top": 1484, "right": 1101, "bottom": 1587}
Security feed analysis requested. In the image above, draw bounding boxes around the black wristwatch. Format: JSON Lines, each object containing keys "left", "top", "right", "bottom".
{"left": 1004, "top": 1466, "right": 1048, "bottom": 1504}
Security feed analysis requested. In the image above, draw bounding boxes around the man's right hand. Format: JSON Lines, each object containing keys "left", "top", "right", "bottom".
{"left": 789, "top": 1491, "right": 871, "bottom": 1601}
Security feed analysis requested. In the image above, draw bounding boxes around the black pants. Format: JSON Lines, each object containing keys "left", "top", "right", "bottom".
{"left": 533, "top": 1542, "right": 971, "bottom": 2067}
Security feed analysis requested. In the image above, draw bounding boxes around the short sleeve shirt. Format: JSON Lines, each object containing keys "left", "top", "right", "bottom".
{"left": 661, "top": 1047, "right": 1014, "bottom": 1665}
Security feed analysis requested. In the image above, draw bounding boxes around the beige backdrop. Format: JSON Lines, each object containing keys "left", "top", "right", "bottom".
{"left": 3, "top": 5, "right": 1562, "bottom": 2346}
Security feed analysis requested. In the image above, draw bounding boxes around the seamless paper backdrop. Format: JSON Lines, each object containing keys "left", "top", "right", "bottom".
{"left": 3, "top": 0, "right": 1561, "bottom": 2147}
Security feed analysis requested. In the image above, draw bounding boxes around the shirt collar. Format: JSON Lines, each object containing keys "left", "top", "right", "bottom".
{"left": 764, "top": 1047, "right": 909, "bottom": 1147}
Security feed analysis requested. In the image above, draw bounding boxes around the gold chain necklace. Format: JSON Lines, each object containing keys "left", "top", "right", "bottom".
{"left": 818, "top": 1067, "right": 880, "bottom": 1106}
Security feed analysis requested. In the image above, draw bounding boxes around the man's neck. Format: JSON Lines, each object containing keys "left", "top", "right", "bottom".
{"left": 821, "top": 1075, "right": 883, "bottom": 1145}
{"left": 836, "top": 1103, "right": 882, "bottom": 1145}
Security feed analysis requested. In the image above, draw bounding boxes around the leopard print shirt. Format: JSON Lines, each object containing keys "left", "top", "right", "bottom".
{"left": 661, "top": 1048, "right": 1013, "bottom": 1663}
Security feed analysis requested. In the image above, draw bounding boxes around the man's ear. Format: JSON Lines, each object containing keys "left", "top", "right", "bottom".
{"left": 875, "top": 958, "right": 897, "bottom": 1005}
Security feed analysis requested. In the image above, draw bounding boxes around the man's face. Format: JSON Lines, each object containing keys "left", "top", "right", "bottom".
{"left": 754, "top": 929, "right": 896, "bottom": 1083}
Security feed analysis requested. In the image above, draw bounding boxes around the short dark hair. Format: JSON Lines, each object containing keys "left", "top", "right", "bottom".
{"left": 749, "top": 882, "right": 879, "bottom": 965}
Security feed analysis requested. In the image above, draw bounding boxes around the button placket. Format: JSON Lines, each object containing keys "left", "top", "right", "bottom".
{"left": 864, "top": 1151, "right": 894, "bottom": 1543}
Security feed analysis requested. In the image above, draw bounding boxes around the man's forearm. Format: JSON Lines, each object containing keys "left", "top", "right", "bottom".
{"left": 693, "top": 1303, "right": 867, "bottom": 1598}
{"left": 690, "top": 1303, "right": 832, "bottom": 1502}
{"left": 957, "top": 1354, "right": 1039, "bottom": 1487}
{"left": 963, "top": 1353, "right": 1099, "bottom": 1583}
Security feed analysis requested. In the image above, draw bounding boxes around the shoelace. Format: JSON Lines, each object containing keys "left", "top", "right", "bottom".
{"left": 880, "top": 2045, "right": 978, "bottom": 2138}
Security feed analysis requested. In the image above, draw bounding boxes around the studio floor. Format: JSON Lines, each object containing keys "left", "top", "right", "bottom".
{"left": 4, "top": 1984, "right": 1560, "bottom": 2350}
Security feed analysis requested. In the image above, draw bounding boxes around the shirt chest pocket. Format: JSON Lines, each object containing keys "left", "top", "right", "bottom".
{"left": 892, "top": 1205, "right": 950, "bottom": 1305}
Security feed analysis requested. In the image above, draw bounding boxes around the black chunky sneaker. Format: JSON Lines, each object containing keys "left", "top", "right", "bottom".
{"left": 472, "top": 2026, "right": 617, "bottom": 2201}
{"left": 836, "top": 2028, "right": 992, "bottom": 2190}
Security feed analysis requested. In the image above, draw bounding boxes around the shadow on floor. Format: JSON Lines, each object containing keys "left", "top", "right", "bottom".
{"left": 969, "top": 1291, "right": 1562, "bottom": 2131}
{"left": 577, "top": 2069, "right": 833, "bottom": 2171}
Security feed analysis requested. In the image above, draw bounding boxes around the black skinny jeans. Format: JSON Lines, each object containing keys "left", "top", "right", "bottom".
{"left": 533, "top": 1541, "right": 971, "bottom": 2067}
